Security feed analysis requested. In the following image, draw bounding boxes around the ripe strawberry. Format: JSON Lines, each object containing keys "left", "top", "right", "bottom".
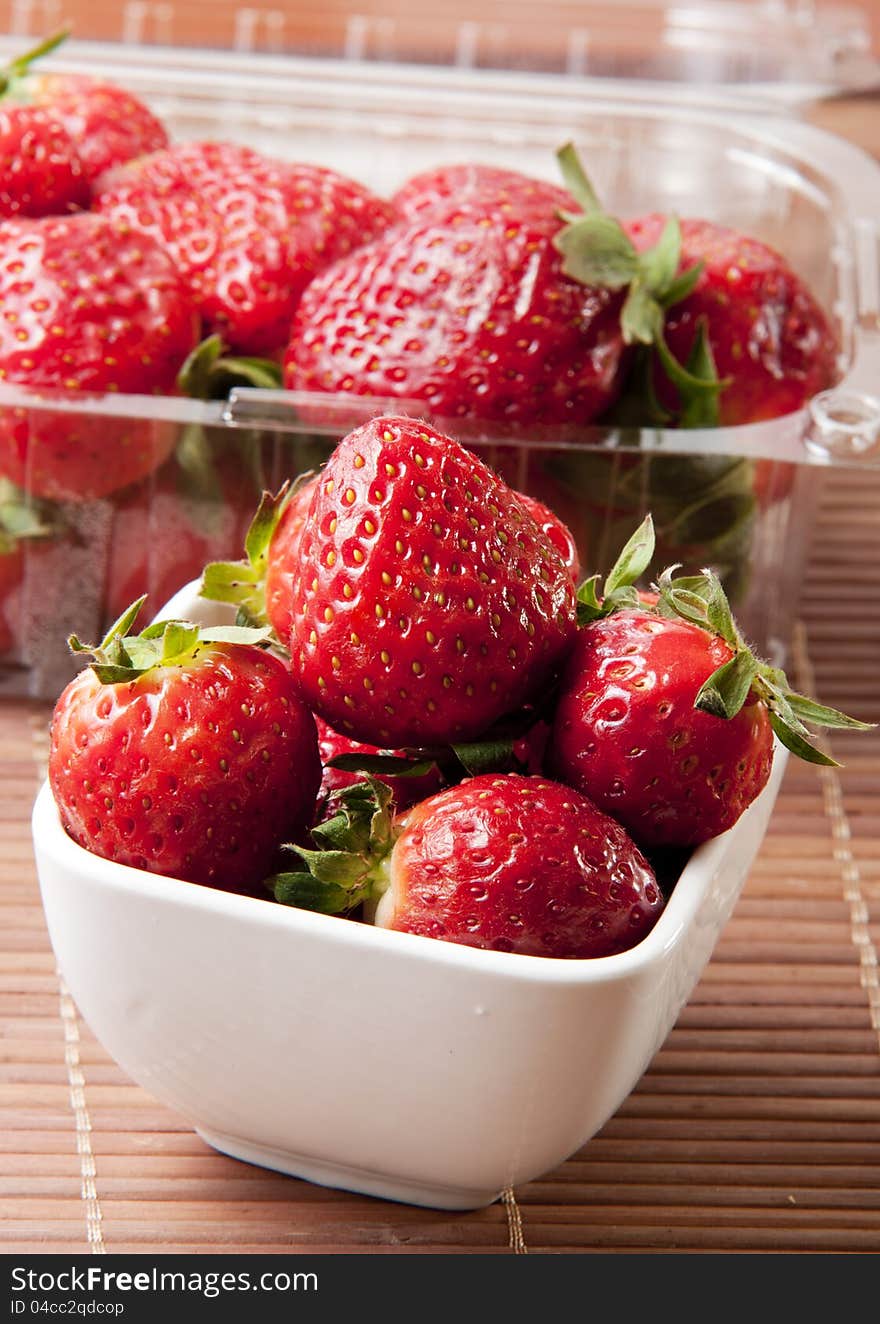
{"left": 549, "top": 517, "right": 872, "bottom": 850}
{"left": 392, "top": 162, "right": 576, "bottom": 234}
{"left": 94, "top": 143, "right": 395, "bottom": 354}
{"left": 0, "top": 31, "right": 168, "bottom": 186}
{"left": 0, "top": 104, "right": 89, "bottom": 218}
{"left": 29, "top": 73, "right": 168, "bottom": 185}
{"left": 48, "top": 601, "right": 321, "bottom": 893}
{"left": 269, "top": 772, "right": 664, "bottom": 959}
{"left": 283, "top": 208, "right": 627, "bottom": 425}
{"left": 287, "top": 415, "right": 578, "bottom": 747}
{"left": 0, "top": 212, "right": 200, "bottom": 501}
{"left": 624, "top": 214, "right": 839, "bottom": 425}
{"left": 550, "top": 606, "right": 776, "bottom": 850}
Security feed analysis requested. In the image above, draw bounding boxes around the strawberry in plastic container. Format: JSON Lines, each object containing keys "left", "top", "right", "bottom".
{"left": 0, "top": 212, "right": 200, "bottom": 503}
{"left": 0, "top": 30, "right": 167, "bottom": 215}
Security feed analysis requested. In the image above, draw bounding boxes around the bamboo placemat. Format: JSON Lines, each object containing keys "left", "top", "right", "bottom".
{"left": 2, "top": 464, "right": 879, "bottom": 1256}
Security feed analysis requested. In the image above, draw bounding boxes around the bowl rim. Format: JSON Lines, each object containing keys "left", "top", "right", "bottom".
{"left": 32, "top": 740, "right": 787, "bottom": 990}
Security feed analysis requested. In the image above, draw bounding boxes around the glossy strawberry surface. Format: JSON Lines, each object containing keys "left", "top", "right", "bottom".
{"left": 0, "top": 104, "right": 89, "bottom": 217}
{"left": 283, "top": 213, "right": 627, "bottom": 425}
{"left": 626, "top": 214, "right": 839, "bottom": 424}
{"left": 29, "top": 73, "right": 168, "bottom": 183}
{"left": 549, "top": 609, "right": 775, "bottom": 849}
{"left": 392, "top": 162, "right": 576, "bottom": 234}
{"left": 289, "top": 416, "right": 578, "bottom": 747}
{"left": 0, "top": 213, "right": 199, "bottom": 500}
{"left": 49, "top": 642, "right": 321, "bottom": 892}
{"left": 376, "top": 772, "right": 664, "bottom": 959}
{"left": 95, "top": 144, "right": 395, "bottom": 353}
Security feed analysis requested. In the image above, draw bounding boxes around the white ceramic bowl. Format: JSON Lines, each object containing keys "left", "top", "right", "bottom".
{"left": 31, "top": 583, "right": 788, "bottom": 1210}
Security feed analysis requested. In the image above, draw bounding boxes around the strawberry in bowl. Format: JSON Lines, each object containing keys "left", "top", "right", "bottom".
{"left": 47, "top": 599, "right": 321, "bottom": 894}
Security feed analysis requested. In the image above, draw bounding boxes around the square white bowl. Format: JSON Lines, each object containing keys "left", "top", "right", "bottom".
{"left": 30, "top": 582, "right": 788, "bottom": 1210}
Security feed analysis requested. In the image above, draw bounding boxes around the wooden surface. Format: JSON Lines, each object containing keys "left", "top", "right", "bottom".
{"left": 1, "top": 0, "right": 880, "bottom": 1260}
{"left": 2, "top": 464, "right": 879, "bottom": 1256}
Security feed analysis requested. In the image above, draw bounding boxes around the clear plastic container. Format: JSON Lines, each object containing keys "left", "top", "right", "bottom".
{"left": 1, "top": 33, "right": 879, "bottom": 699}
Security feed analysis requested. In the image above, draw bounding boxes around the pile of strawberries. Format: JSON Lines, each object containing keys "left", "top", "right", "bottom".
{"left": 46, "top": 412, "right": 870, "bottom": 961}
{"left": 3, "top": 33, "right": 867, "bottom": 958}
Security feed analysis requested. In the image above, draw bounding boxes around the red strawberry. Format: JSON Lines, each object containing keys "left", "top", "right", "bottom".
{"left": 94, "top": 143, "right": 395, "bottom": 354}
{"left": 48, "top": 603, "right": 321, "bottom": 893}
{"left": 624, "top": 214, "right": 839, "bottom": 426}
{"left": 549, "top": 607, "right": 776, "bottom": 849}
{"left": 549, "top": 517, "right": 871, "bottom": 850}
{"left": 269, "top": 772, "right": 664, "bottom": 960}
{"left": 28, "top": 72, "right": 168, "bottom": 184}
{"left": 0, "top": 212, "right": 200, "bottom": 501}
{"left": 283, "top": 209, "right": 627, "bottom": 425}
{"left": 392, "top": 162, "right": 576, "bottom": 234}
{"left": 0, "top": 32, "right": 167, "bottom": 186}
{"left": 288, "top": 415, "right": 578, "bottom": 747}
{"left": 374, "top": 773, "right": 663, "bottom": 958}
{"left": 0, "top": 104, "right": 89, "bottom": 217}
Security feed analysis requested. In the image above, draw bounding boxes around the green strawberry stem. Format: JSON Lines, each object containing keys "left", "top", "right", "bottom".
{"left": 269, "top": 777, "right": 398, "bottom": 915}
{"left": 68, "top": 595, "right": 272, "bottom": 684}
{"left": 553, "top": 141, "right": 727, "bottom": 427}
{"left": 0, "top": 29, "right": 70, "bottom": 95}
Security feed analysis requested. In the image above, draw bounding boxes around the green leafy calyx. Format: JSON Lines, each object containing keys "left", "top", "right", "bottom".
{"left": 267, "top": 777, "right": 398, "bottom": 916}
{"left": 68, "top": 597, "right": 272, "bottom": 684}
{"left": 553, "top": 141, "right": 726, "bottom": 426}
{"left": 653, "top": 564, "right": 874, "bottom": 766}
{"left": 576, "top": 513, "right": 655, "bottom": 624}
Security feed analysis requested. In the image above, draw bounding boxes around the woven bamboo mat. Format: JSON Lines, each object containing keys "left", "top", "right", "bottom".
{"left": 1, "top": 464, "right": 879, "bottom": 1256}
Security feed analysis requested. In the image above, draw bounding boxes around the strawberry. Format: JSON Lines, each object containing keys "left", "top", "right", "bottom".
{"left": 0, "top": 31, "right": 167, "bottom": 187}
{"left": 551, "top": 144, "right": 837, "bottom": 430}
{"left": 287, "top": 415, "right": 578, "bottom": 747}
{"left": 0, "top": 31, "right": 166, "bottom": 191}
{"left": 0, "top": 212, "right": 200, "bottom": 501}
{"left": 0, "top": 104, "right": 89, "bottom": 218}
{"left": 392, "top": 162, "right": 576, "bottom": 234}
{"left": 28, "top": 73, "right": 168, "bottom": 185}
{"left": 269, "top": 772, "right": 664, "bottom": 960}
{"left": 282, "top": 206, "right": 628, "bottom": 425}
{"left": 94, "top": 143, "right": 395, "bottom": 354}
{"left": 48, "top": 600, "right": 322, "bottom": 893}
{"left": 548, "top": 517, "right": 872, "bottom": 850}
{"left": 624, "top": 214, "right": 839, "bottom": 426}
